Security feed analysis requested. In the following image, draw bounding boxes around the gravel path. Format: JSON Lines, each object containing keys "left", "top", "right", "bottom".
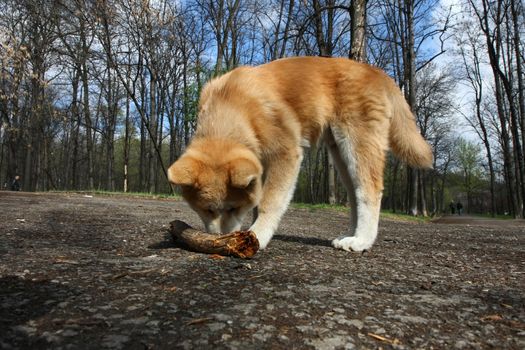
{"left": 1, "top": 191, "right": 524, "bottom": 349}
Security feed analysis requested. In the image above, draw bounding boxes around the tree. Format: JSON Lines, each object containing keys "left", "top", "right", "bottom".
{"left": 455, "top": 138, "right": 484, "bottom": 214}
{"left": 466, "top": 0, "right": 524, "bottom": 218}
{"left": 456, "top": 18, "right": 497, "bottom": 216}
{"left": 370, "top": 0, "right": 450, "bottom": 215}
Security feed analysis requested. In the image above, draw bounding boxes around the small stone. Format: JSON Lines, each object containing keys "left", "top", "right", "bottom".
{"left": 143, "top": 254, "right": 159, "bottom": 260}
{"left": 205, "top": 322, "right": 225, "bottom": 332}
{"left": 41, "top": 331, "right": 61, "bottom": 344}
{"left": 391, "top": 315, "right": 429, "bottom": 324}
{"left": 109, "top": 314, "right": 125, "bottom": 319}
{"left": 348, "top": 319, "right": 364, "bottom": 330}
{"left": 455, "top": 340, "right": 468, "bottom": 349}
{"left": 121, "top": 317, "right": 148, "bottom": 325}
{"left": 373, "top": 327, "right": 386, "bottom": 335}
{"left": 306, "top": 335, "right": 355, "bottom": 350}
{"left": 364, "top": 316, "right": 379, "bottom": 323}
{"left": 62, "top": 329, "right": 78, "bottom": 337}
{"left": 12, "top": 325, "right": 37, "bottom": 336}
{"left": 147, "top": 320, "right": 160, "bottom": 328}
{"left": 102, "top": 334, "right": 130, "bottom": 349}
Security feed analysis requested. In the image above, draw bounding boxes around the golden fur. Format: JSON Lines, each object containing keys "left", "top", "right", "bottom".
{"left": 168, "top": 57, "right": 432, "bottom": 251}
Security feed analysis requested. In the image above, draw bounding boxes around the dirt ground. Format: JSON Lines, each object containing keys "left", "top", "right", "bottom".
{"left": 1, "top": 191, "right": 524, "bottom": 349}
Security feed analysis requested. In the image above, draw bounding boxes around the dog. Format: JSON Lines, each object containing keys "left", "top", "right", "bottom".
{"left": 167, "top": 57, "right": 432, "bottom": 252}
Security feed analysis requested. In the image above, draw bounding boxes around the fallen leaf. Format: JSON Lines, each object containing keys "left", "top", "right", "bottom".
{"left": 186, "top": 317, "right": 214, "bottom": 326}
{"left": 367, "top": 333, "right": 401, "bottom": 345}
{"left": 111, "top": 272, "right": 128, "bottom": 280}
{"left": 209, "top": 254, "right": 225, "bottom": 260}
{"left": 481, "top": 314, "right": 503, "bottom": 321}
{"left": 53, "top": 258, "right": 80, "bottom": 265}
{"left": 507, "top": 320, "right": 525, "bottom": 330}
{"left": 235, "top": 263, "right": 252, "bottom": 270}
{"left": 420, "top": 281, "right": 433, "bottom": 290}
{"left": 112, "top": 268, "right": 157, "bottom": 280}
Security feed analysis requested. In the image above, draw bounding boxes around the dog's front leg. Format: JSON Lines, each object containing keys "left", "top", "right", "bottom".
{"left": 250, "top": 148, "right": 303, "bottom": 249}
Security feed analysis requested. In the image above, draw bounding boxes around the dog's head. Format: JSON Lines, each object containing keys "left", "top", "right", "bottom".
{"left": 168, "top": 139, "right": 262, "bottom": 233}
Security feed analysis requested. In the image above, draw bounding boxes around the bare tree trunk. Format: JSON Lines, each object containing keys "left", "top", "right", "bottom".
{"left": 403, "top": 0, "right": 419, "bottom": 216}
{"left": 80, "top": 18, "right": 94, "bottom": 190}
{"left": 511, "top": 0, "right": 525, "bottom": 198}
{"left": 278, "top": 0, "right": 295, "bottom": 59}
{"left": 389, "top": 159, "right": 399, "bottom": 212}
{"left": 510, "top": 0, "right": 525, "bottom": 217}
{"left": 124, "top": 90, "right": 130, "bottom": 193}
{"left": 149, "top": 75, "right": 157, "bottom": 193}
{"left": 419, "top": 170, "right": 428, "bottom": 216}
{"left": 312, "top": 0, "right": 337, "bottom": 204}
{"left": 350, "top": 0, "right": 367, "bottom": 61}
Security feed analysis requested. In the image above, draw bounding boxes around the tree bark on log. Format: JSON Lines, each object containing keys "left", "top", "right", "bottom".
{"left": 169, "top": 220, "right": 259, "bottom": 258}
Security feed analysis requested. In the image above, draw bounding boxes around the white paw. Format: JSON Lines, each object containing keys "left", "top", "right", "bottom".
{"left": 332, "top": 236, "right": 373, "bottom": 252}
{"left": 256, "top": 235, "right": 271, "bottom": 250}
{"left": 250, "top": 227, "right": 273, "bottom": 250}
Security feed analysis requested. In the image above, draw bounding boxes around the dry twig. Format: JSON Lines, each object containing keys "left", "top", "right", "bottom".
{"left": 169, "top": 220, "right": 259, "bottom": 258}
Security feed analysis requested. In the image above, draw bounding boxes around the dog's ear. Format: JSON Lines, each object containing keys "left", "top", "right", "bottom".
{"left": 168, "top": 156, "right": 198, "bottom": 187}
{"left": 229, "top": 157, "right": 262, "bottom": 189}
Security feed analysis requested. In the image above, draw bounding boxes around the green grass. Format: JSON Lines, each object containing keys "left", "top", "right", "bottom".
{"left": 292, "top": 203, "right": 431, "bottom": 223}
{"left": 291, "top": 202, "right": 349, "bottom": 212}
{"left": 379, "top": 210, "right": 432, "bottom": 223}
{"left": 469, "top": 213, "right": 514, "bottom": 220}
{"left": 49, "top": 190, "right": 181, "bottom": 200}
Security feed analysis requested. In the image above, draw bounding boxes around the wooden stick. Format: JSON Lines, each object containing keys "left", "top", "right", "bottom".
{"left": 169, "top": 220, "right": 259, "bottom": 258}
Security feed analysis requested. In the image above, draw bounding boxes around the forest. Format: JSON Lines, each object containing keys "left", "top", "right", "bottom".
{"left": 0, "top": 0, "right": 524, "bottom": 218}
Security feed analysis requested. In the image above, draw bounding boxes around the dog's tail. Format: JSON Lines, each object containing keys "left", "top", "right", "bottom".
{"left": 388, "top": 87, "right": 433, "bottom": 168}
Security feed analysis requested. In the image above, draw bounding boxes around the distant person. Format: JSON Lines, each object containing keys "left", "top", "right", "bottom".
{"left": 456, "top": 201, "right": 463, "bottom": 216}
{"left": 449, "top": 201, "right": 455, "bottom": 215}
{"left": 10, "top": 175, "right": 21, "bottom": 191}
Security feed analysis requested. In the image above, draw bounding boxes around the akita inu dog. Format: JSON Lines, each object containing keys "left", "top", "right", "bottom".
{"left": 168, "top": 57, "right": 432, "bottom": 252}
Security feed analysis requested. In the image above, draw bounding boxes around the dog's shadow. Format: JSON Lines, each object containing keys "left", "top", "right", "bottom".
{"left": 148, "top": 233, "right": 176, "bottom": 249}
{"left": 273, "top": 234, "right": 332, "bottom": 247}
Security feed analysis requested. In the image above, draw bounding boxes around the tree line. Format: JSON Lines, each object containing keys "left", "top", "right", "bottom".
{"left": 0, "top": 0, "right": 523, "bottom": 218}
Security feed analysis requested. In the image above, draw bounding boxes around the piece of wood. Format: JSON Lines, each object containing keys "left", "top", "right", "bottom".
{"left": 169, "top": 220, "right": 259, "bottom": 258}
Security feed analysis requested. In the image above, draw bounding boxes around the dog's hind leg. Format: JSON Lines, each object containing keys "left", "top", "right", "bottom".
{"left": 326, "top": 125, "right": 386, "bottom": 252}
{"left": 324, "top": 128, "right": 358, "bottom": 235}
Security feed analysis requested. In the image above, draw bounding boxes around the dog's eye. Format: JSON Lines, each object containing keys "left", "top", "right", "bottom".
{"left": 207, "top": 209, "right": 216, "bottom": 215}
{"left": 227, "top": 207, "right": 237, "bottom": 214}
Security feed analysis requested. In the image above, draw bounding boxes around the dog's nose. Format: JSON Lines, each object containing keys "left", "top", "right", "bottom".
{"left": 205, "top": 222, "right": 221, "bottom": 234}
